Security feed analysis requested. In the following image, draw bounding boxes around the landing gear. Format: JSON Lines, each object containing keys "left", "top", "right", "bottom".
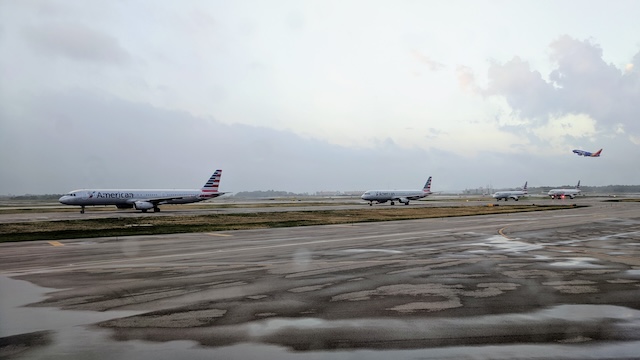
{"left": 404, "top": 201, "right": 410, "bottom": 205}
{"left": 390, "top": 201, "right": 395, "bottom": 205}
{"left": 153, "top": 207, "right": 160, "bottom": 212}
{"left": 80, "top": 206, "right": 85, "bottom": 214}
{"left": 141, "top": 209, "right": 148, "bottom": 213}
{"left": 369, "top": 202, "right": 373, "bottom": 206}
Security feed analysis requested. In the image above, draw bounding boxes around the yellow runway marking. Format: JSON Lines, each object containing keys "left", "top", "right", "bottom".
{"left": 48, "top": 241, "right": 64, "bottom": 247}
{"left": 498, "top": 227, "right": 512, "bottom": 240}
{"left": 207, "top": 233, "right": 232, "bottom": 237}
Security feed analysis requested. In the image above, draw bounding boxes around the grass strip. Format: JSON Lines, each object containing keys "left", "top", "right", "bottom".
{"left": 0, "top": 205, "right": 581, "bottom": 242}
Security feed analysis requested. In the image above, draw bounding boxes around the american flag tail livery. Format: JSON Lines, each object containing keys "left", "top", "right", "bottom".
{"left": 201, "top": 169, "right": 222, "bottom": 193}
{"left": 423, "top": 176, "right": 432, "bottom": 194}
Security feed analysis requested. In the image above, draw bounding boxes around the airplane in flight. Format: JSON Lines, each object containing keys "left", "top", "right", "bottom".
{"left": 572, "top": 148, "right": 602, "bottom": 157}
{"left": 548, "top": 180, "right": 581, "bottom": 199}
{"left": 361, "top": 176, "right": 432, "bottom": 206}
{"left": 59, "top": 169, "right": 226, "bottom": 213}
{"left": 492, "top": 181, "right": 528, "bottom": 201}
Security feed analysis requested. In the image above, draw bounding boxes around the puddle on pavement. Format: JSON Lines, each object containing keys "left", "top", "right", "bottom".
{"left": 548, "top": 257, "right": 602, "bottom": 268}
{"left": 340, "top": 249, "right": 403, "bottom": 254}
{"left": 0, "top": 276, "right": 143, "bottom": 338}
{"left": 4, "top": 276, "right": 640, "bottom": 359}
{"left": 472, "top": 235, "right": 544, "bottom": 253}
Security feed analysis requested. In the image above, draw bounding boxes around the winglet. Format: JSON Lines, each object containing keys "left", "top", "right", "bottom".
{"left": 201, "top": 169, "right": 222, "bottom": 192}
{"left": 576, "top": 180, "right": 581, "bottom": 189}
{"left": 523, "top": 181, "right": 528, "bottom": 194}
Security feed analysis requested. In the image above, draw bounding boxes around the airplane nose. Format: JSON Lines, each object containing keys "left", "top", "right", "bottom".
{"left": 59, "top": 195, "right": 70, "bottom": 204}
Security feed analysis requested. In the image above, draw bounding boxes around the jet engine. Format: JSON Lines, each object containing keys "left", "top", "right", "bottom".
{"left": 134, "top": 201, "right": 154, "bottom": 211}
{"left": 399, "top": 197, "right": 410, "bottom": 205}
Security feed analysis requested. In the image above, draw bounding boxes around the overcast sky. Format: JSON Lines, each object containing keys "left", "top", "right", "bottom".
{"left": 1, "top": 0, "right": 640, "bottom": 194}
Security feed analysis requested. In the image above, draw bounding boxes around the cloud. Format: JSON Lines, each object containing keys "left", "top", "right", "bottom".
{"left": 483, "top": 56, "right": 558, "bottom": 121}
{"left": 7, "top": 89, "right": 632, "bottom": 194}
{"left": 23, "top": 22, "right": 130, "bottom": 65}
{"left": 456, "top": 66, "right": 479, "bottom": 93}
{"left": 411, "top": 50, "right": 445, "bottom": 71}
{"left": 473, "top": 36, "right": 640, "bottom": 142}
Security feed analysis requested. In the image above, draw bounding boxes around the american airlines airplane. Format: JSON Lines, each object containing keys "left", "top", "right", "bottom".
{"left": 59, "top": 169, "right": 225, "bottom": 213}
{"left": 361, "top": 176, "right": 432, "bottom": 206}
{"left": 548, "top": 180, "right": 581, "bottom": 199}
{"left": 493, "top": 181, "right": 528, "bottom": 201}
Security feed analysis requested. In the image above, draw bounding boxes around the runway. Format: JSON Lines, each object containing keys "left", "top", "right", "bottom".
{"left": 0, "top": 195, "right": 587, "bottom": 223}
{"left": 2, "top": 199, "right": 640, "bottom": 359}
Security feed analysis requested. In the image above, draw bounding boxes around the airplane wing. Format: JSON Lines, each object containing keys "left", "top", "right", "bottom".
{"left": 125, "top": 196, "right": 184, "bottom": 205}
{"left": 127, "top": 193, "right": 226, "bottom": 205}
{"left": 198, "top": 192, "right": 227, "bottom": 200}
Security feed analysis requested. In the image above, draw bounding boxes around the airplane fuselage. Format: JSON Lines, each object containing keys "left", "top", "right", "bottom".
{"left": 361, "top": 190, "right": 429, "bottom": 205}
{"left": 59, "top": 169, "right": 225, "bottom": 213}
{"left": 492, "top": 190, "right": 526, "bottom": 201}
{"left": 572, "top": 149, "right": 602, "bottom": 157}
{"left": 59, "top": 189, "right": 212, "bottom": 206}
{"left": 59, "top": 189, "right": 223, "bottom": 212}
{"left": 548, "top": 189, "right": 581, "bottom": 199}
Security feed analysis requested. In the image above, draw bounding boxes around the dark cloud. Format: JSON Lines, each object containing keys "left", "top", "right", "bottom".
{"left": 484, "top": 57, "right": 558, "bottom": 121}
{"left": 549, "top": 36, "right": 636, "bottom": 129}
{"left": 0, "top": 90, "right": 439, "bottom": 193}
{"left": 3, "top": 90, "right": 639, "bottom": 195}
{"left": 478, "top": 36, "right": 640, "bottom": 136}
{"left": 23, "top": 22, "right": 130, "bottom": 65}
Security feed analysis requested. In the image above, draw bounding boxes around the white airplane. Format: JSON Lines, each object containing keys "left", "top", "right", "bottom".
{"left": 548, "top": 180, "right": 581, "bottom": 199}
{"left": 361, "top": 176, "right": 432, "bottom": 206}
{"left": 493, "top": 181, "right": 528, "bottom": 201}
{"left": 59, "top": 169, "right": 226, "bottom": 213}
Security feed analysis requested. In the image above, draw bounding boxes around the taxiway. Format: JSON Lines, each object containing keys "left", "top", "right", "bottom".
{"left": 2, "top": 199, "right": 640, "bottom": 359}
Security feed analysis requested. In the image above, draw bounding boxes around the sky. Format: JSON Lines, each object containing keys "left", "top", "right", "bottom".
{"left": 1, "top": 0, "right": 640, "bottom": 194}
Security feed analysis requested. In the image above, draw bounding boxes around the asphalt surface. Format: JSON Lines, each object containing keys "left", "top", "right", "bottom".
{"left": 3, "top": 198, "right": 640, "bottom": 359}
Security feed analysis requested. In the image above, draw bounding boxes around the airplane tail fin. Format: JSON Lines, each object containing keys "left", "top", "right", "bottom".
{"left": 576, "top": 180, "right": 581, "bottom": 189}
{"left": 423, "top": 176, "right": 432, "bottom": 194}
{"left": 523, "top": 181, "right": 528, "bottom": 194}
{"left": 593, "top": 149, "right": 602, "bottom": 157}
{"left": 201, "top": 169, "right": 222, "bottom": 192}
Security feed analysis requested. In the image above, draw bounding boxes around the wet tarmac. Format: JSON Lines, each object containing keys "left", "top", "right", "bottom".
{"left": 2, "top": 199, "right": 640, "bottom": 359}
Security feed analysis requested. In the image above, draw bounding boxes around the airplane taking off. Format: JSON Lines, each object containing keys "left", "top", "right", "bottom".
{"left": 573, "top": 148, "right": 602, "bottom": 157}
{"left": 493, "top": 181, "right": 528, "bottom": 201}
{"left": 59, "top": 169, "right": 226, "bottom": 213}
{"left": 548, "top": 180, "right": 581, "bottom": 199}
{"left": 361, "top": 176, "right": 432, "bottom": 206}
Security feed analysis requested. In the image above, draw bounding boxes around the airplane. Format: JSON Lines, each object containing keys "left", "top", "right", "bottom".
{"left": 361, "top": 176, "right": 432, "bottom": 206}
{"left": 492, "top": 181, "right": 528, "bottom": 201}
{"left": 548, "top": 180, "right": 581, "bottom": 199}
{"left": 572, "top": 148, "right": 602, "bottom": 157}
{"left": 59, "top": 169, "right": 226, "bottom": 213}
